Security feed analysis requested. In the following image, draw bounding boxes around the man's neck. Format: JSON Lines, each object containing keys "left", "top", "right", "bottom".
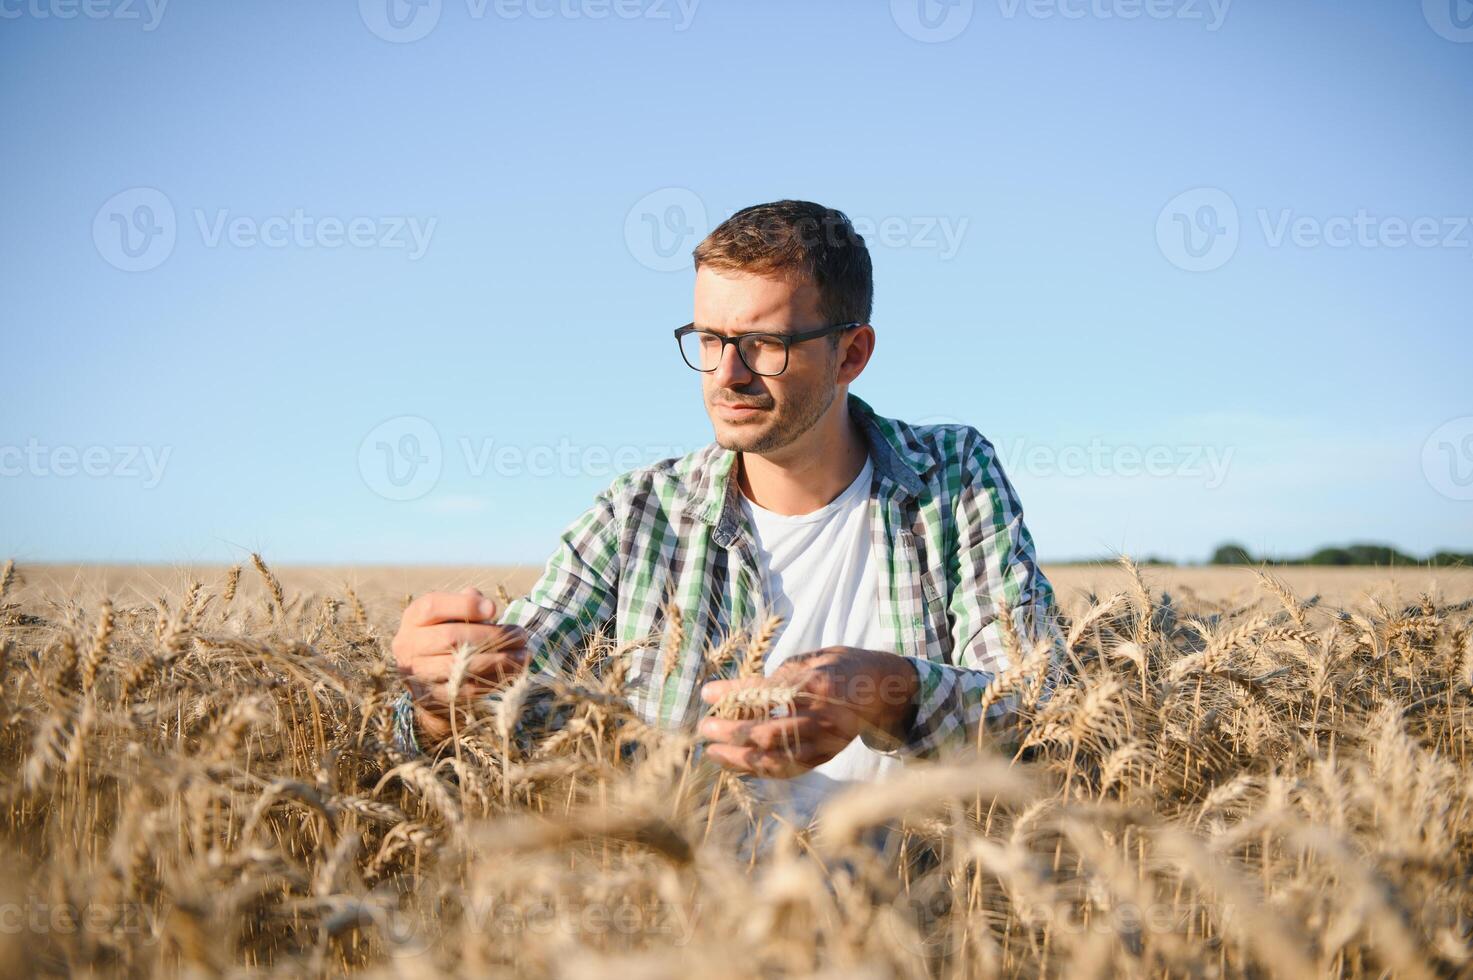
{"left": 736, "top": 393, "right": 870, "bottom": 516}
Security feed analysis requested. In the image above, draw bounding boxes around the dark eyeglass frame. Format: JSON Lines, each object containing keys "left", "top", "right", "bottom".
{"left": 673, "top": 321, "right": 861, "bottom": 377}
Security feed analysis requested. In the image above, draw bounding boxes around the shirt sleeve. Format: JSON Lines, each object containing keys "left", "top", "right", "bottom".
{"left": 498, "top": 486, "right": 623, "bottom": 676}
{"left": 389, "top": 487, "right": 623, "bottom": 759}
{"left": 862, "top": 430, "right": 1067, "bottom": 760}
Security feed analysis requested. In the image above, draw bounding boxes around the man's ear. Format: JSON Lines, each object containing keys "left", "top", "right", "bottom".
{"left": 836, "top": 324, "right": 875, "bottom": 385}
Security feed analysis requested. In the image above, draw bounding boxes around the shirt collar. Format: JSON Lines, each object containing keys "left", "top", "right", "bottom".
{"left": 686, "top": 392, "right": 928, "bottom": 532}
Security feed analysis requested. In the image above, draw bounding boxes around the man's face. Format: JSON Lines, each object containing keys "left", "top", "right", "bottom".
{"left": 691, "top": 265, "right": 842, "bottom": 454}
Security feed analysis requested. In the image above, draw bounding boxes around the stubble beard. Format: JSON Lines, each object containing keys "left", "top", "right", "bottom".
{"left": 711, "top": 377, "right": 838, "bottom": 455}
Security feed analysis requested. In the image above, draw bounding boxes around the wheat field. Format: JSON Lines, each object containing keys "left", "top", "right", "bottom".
{"left": 2, "top": 557, "right": 1471, "bottom": 978}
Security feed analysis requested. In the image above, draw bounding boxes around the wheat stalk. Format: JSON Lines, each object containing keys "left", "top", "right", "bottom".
{"left": 251, "top": 552, "right": 286, "bottom": 619}
{"left": 741, "top": 614, "right": 783, "bottom": 678}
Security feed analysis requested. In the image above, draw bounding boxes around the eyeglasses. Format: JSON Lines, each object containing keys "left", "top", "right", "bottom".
{"left": 673, "top": 321, "right": 860, "bottom": 378}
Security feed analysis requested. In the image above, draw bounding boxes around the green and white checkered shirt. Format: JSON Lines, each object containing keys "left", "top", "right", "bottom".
{"left": 400, "top": 392, "right": 1064, "bottom": 761}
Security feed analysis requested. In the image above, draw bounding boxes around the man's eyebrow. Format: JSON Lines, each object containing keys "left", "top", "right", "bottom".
{"left": 691, "top": 323, "right": 790, "bottom": 335}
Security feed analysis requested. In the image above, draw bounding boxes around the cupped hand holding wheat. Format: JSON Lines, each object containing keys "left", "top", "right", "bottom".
{"left": 697, "top": 645, "right": 919, "bottom": 778}
{"left": 391, "top": 586, "right": 530, "bottom": 743}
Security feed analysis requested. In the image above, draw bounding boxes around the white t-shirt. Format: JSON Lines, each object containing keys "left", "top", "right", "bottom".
{"left": 738, "top": 455, "right": 905, "bottom": 826}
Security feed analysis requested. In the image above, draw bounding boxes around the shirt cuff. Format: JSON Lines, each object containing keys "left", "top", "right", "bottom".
{"left": 390, "top": 690, "right": 424, "bottom": 758}
{"left": 857, "top": 657, "right": 957, "bottom": 759}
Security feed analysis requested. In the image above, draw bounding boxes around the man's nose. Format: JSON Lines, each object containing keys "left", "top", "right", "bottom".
{"left": 710, "top": 341, "right": 753, "bottom": 387}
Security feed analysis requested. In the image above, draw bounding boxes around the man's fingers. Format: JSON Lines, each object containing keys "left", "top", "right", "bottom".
{"left": 423, "top": 675, "right": 514, "bottom": 709}
{"left": 699, "top": 714, "right": 815, "bottom": 750}
{"left": 400, "top": 622, "right": 526, "bottom": 660}
{"left": 703, "top": 715, "right": 853, "bottom": 764}
{"left": 750, "top": 716, "right": 824, "bottom": 752}
{"left": 406, "top": 663, "right": 528, "bottom": 718}
{"left": 700, "top": 673, "right": 795, "bottom": 704}
{"left": 404, "top": 589, "right": 499, "bottom": 628}
{"left": 698, "top": 716, "right": 755, "bottom": 744}
{"left": 705, "top": 742, "right": 826, "bottom": 778}
{"left": 699, "top": 677, "right": 743, "bottom": 704}
{"left": 403, "top": 649, "right": 529, "bottom": 686}
{"left": 705, "top": 743, "right": 768, "bottom": 774}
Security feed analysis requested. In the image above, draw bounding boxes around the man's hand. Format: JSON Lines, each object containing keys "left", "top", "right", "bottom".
{"left": 697, "top": 647, "right": 919, "bottom": 778}
{"left": 392, "top": 587, "right": 530, "bottom": 744}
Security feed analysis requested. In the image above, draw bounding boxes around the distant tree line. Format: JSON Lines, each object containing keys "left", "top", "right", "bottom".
{"left": 1209, "top": 542, "right": 1473, "bottom": 567}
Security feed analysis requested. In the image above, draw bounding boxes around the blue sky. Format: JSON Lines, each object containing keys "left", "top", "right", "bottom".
{"left": 2, "top": 0, "right": 1470, "bottom": 566}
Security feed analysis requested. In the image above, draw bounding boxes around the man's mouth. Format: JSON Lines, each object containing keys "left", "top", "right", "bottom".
{"left": 713, "top": 393, "right": 770, "bottom": 408}
{"left": 714, "top": 401, "right": 768, "bottom": 418}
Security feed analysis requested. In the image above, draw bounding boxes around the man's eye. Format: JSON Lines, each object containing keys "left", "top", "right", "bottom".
{"left": 747, "top": 337, "right": 782, "bottom": 352}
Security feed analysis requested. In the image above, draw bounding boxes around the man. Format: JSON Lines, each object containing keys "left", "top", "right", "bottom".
{"left": 391, "top": 200, "right": 1065, "bottom": 820}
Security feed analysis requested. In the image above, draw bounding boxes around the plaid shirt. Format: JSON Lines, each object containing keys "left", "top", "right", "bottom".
{"left": 394, "top": 392, "right": 1066, "bottom": 761}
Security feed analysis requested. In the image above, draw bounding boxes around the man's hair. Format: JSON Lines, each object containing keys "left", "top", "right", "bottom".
{"left": 691, "top": 200, "right": 873, "bottom": 328}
